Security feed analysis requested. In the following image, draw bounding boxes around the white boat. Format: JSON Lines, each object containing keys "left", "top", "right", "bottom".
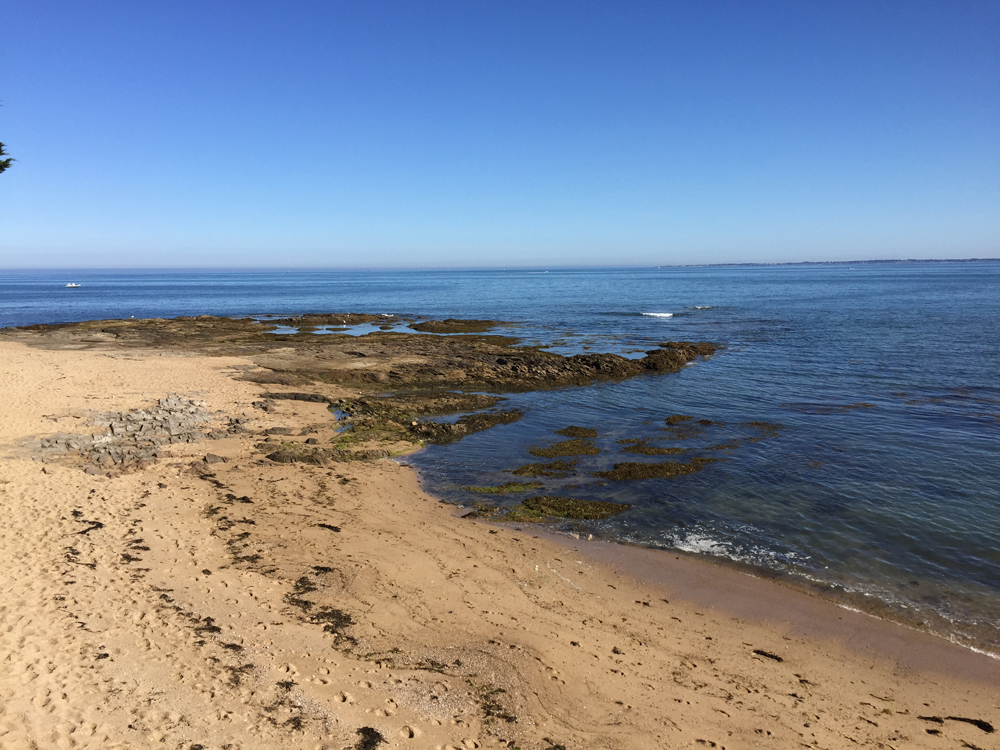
{"left": 65, "top": 283, "right": 81, "bottom": 288}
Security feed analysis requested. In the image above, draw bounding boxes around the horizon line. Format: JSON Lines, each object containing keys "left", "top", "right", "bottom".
{"left": 2, "top": 257, "right": 999, "bottom": 274}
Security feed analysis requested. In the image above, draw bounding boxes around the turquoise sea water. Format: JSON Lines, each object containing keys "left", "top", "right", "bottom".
{"left": 2, "top": 263, "right": 998, "bottom": 652}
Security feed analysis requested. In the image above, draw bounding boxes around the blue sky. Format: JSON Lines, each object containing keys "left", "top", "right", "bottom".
{"left": 1, "top": 1, "right": 997, "bottom": 268}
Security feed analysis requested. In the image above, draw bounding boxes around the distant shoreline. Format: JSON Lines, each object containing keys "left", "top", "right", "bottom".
{"left": 664, "top": 257, "right": 1000, "bottom": 268}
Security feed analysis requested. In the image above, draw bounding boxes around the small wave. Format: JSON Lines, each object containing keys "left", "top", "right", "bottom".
{"left": 641, "top": 312, "right": 674, "bottom": 318}
{"left": 947, "top": 637, "right": 1000, "bottom": 660}
{"left": 691, "top": 305, "right": 713, "bottom": 310}
{"left": 669, "top": 531, "right": 733, "bottom": 558}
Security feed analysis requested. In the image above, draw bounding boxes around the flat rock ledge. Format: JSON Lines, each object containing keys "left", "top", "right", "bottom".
{"left": 34, "top": 395, "right": 248, "bottom": 474}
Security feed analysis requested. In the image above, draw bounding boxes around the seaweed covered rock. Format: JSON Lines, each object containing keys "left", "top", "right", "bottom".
{"left": 528, "top": 438, "right": 600, "bottom": 458}
{"left": 592, "top": 457, "right": 715, "bottom": 480}
{"left": 265, "top": 444, "right": 390, "bottom": 464}
{"left": 358, "top": 391, "right": 503, "bottom": 416}
{"left": 555, "top": 425, "right": 598, "bottom": 438}
{"left": 411, "top": 409, "right": 524, "bottom": 444}
{"left": 511, "top": 459, "right": 579, "bottom": 478}
{"left": 642, "top": 341, "right": 717, "bottom": 372}
{"left": 327, "top": 394, "right": 519, "bottom": 449}
{"left": 2, "top": 314, "right": 716, "bottom": 394}
{"left": 658, "top": 341, "right": 718, "bottom": 357}
{"left": 464, "top": 481, "right": 543, "bottom": 494}
{"left": 742, "top": 421, "right": 784, "bottom": 442}
{"left": 521, "top": 495, "right": 631, "bottom": 519}
{"left": 267, "top": 313, "right": 393, "bottom": 327}
{"left": 619, "top": 440, "right": 688, "bottom": 456}
{"left": 410, "top": 319, "right": 506, "bottom": 333}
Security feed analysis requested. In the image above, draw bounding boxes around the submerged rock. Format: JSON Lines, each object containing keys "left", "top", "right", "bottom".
{"left": 521, "top": 495, "right": 631, "bottom": 519}
{"left": 511, "top": 459, "right": 579, "bottom": 478}
{"left": 410, "top": 318, "right": 507, "bottom": 333}
{"left": 411, "top": 409, "right": 524, "bottom": 445}
{"left": 528, "top": 438, "right": 600, "bottom": 458}
{"left": 741, "top": 421, "right": 784, "bottom": 442}
{"left": 554, "top": 425, "right": 598, "bottom": 438}
{"left": 467, "top": 494, "right": 630, "bottom": 521}
{"left": 463, "top": 481, "right": 543, "bottom": 494}
{"left": 591, "top": 457, "right": 715, "bottom": 481}
{"left": 619, "top": 440, "right": 687, "bottom": 456}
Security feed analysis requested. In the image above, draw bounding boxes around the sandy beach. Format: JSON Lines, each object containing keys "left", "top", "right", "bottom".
{"left": 1, "top": 339, "right": 997, "bottom": 750}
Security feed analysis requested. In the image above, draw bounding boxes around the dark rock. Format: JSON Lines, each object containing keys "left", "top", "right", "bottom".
{"left": 267, "top": 313, "right": 393, "bottom": 327}
{"left": 265, "top": 445, "right": 389, "bottom": 465}
{"left": 204, "top": 454, "right": 228, "bottom": 464}
{"left": 410, "top": 409, "right": 523, "bottom": 445}
{"left": 260, "top": 392, "right": 336, "bottom": 404}
{"left": 410, "top": 319, "right": 506, "bottom": 333}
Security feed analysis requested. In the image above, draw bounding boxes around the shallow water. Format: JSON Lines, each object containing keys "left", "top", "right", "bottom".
{"left": 3, "top": 262, "right": 998, "bottom": 652}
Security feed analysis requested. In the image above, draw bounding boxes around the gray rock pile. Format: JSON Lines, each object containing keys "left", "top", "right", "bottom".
{"left": 37, "top": 396, "right": 248, "bottom": 473}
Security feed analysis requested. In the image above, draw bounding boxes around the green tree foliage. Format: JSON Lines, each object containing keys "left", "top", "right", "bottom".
{"left": 0, "top": 142, "right": 13, "bottom": 174}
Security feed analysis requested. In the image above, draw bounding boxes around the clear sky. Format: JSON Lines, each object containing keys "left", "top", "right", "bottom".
{"left": 1, "top": 1, "right": 997, "bottom": 268}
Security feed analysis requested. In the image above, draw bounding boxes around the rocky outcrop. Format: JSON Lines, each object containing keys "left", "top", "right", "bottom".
{"left": 409, "top": 319, "right": 506, "bottom": 333}
{"left": 1, "top": 316, "right": 717, "bottom": 394}
{"left": 35, "top": 396, "right": 246, "bottom": 473}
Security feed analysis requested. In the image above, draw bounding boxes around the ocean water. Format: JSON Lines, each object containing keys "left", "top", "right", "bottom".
{"left": 2, "top": 263, "right": 998, "bottom": 653}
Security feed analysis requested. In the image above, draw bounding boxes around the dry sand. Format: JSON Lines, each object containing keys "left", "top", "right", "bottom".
{"left": 0, "top": 341, "right": 997, "bottom": 750}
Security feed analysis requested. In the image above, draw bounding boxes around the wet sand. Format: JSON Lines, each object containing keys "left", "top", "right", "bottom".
{"left": 532, "top": 530, "right": 1000, "bottom": 685}
{"left": 0, "top": 340, "right": 997, "bottom": 750}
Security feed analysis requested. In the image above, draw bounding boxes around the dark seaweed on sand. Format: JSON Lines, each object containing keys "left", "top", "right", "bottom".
{"left": 354, "top": 726, "right": 387, "bottom": 749}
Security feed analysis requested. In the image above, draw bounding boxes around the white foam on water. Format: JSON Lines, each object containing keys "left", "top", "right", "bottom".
{"left": 692, "top": 305, "right": 713, "bottom": 310}
{"left": 641, "top": 312, "right": 674, "bottom": 318}
{"left": 671, "top": 531, "right": 730, "bottom": 557}
{"left": 948, "top": 637, "right": 1000, "bottom": 660}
